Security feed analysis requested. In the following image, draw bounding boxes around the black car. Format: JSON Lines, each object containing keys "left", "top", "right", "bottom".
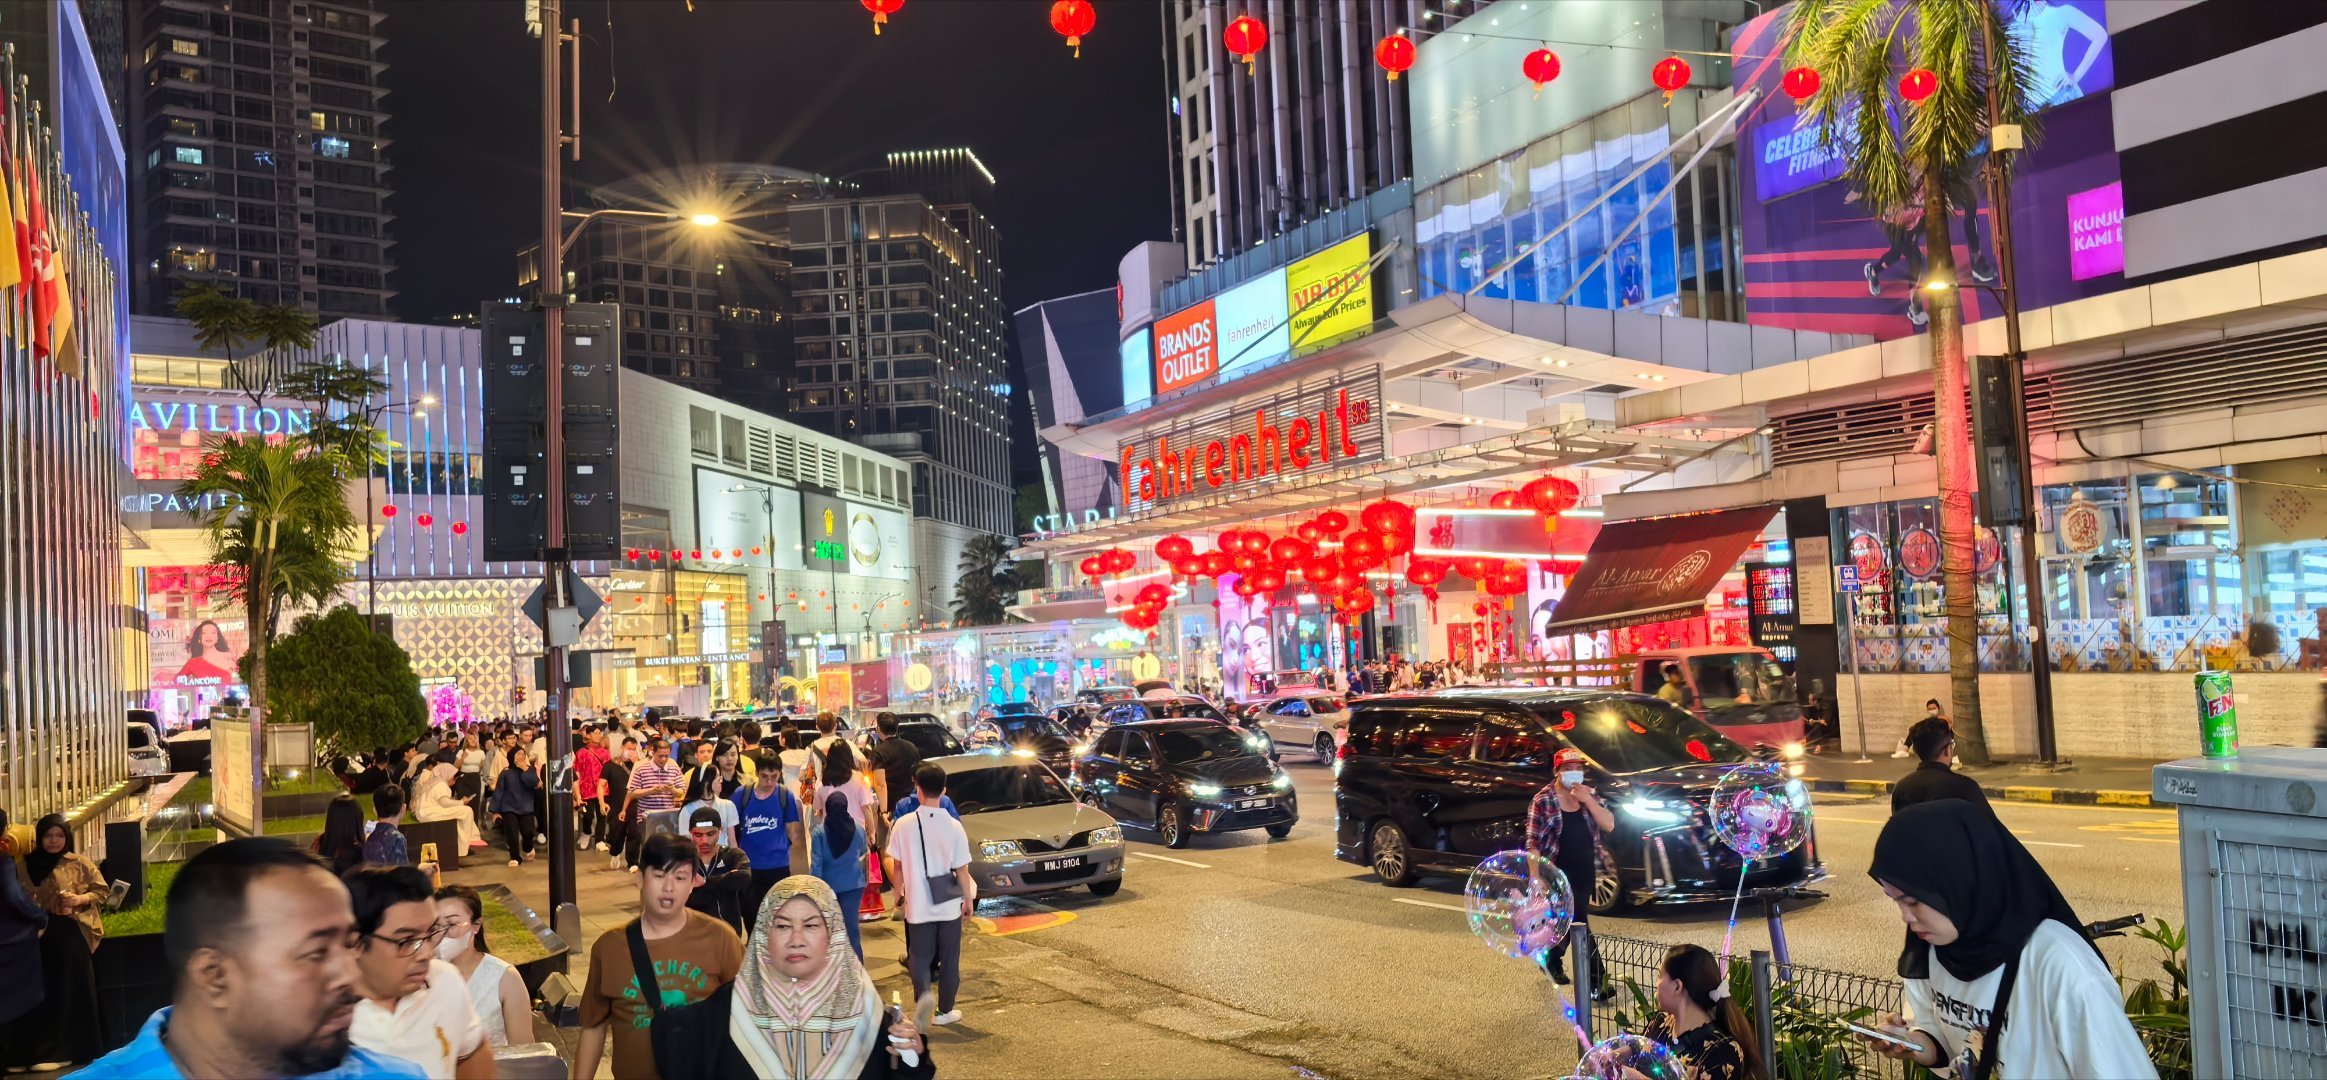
{"left": 1075, "top": 719, "right": 1297, "bottom": 848}
{"left": 1095, "top": 695, "right": 1230, "bottom": 725}
{"left": 1333, "top": 687, "right": 1822, "bottom": 913}
{"left": 966, "top": 713, "right": 1078, "bottom": 772}
{"left": 857, "top": 718, "right": 963, "bottom": 759}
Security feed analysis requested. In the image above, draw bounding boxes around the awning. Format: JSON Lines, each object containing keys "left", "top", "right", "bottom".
{"left": 1545, "top": 504, "right": 1780, "bottom": 635}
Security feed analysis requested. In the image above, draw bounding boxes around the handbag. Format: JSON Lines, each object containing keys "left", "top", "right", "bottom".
{"left": 914, "top": 810, "right": 963, "bottom": 906}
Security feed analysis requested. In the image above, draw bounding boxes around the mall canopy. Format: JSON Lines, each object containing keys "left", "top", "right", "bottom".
{"left": 1543, "top": 504, "right": 1780, "bottom": 636}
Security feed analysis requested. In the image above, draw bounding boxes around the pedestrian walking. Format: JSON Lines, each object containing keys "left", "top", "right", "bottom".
{"left": 628, "top": 737, "right": 690, "bottom": 864}
{"left": 884, "top": 764, "right": 975, "bottom": 1026}
{"left": 684, "top": 806, "right": 756, "bottom": 937}
{"left": 811, "top": 790, "right": 871, "bottom": 959}
{"left": 1645, "top": 944, "right": 1764, "bottom": 1080}
{"left": 602, "top": 735, "right": 636, "bottom": 863}
{"left": 575, "top": 726, "right": 610, "bottom": 852}
{"left": 1891, "top": 717, "right": 1988, "bottom": 814}
{"left": 343, "top": 866, "right": 487, "bottom": 1079}
{"left": 431, "top": 886, "right": 533, "bottom": 1048}
{"left": 1864, "top": 801, "right": 2157, "bottom": 1079}
{"left": 490, "top": 746, "right": 542, "bottom": 865}
{"left": 573, "top": 835, "right": 745, "bottom": 1080}
{"left": 1524, "top": 748, "right": 1614, "bottom": 999}
{"left": 649, "top": 875, "right": 933, "bottom": 1080}
{"left": 734, "top": 750, "right": 806, "bottom": 921}
{"left": 69, "top": 839, "right": 427, "bottom": 1080}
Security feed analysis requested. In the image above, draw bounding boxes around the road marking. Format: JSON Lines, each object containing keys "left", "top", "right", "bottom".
{"left": 2078, "top": 819, "right": 2178, "bottom": 835}
{"left": 2120, "top": 837, "right": 2179, "bottom": 845}
{"left": 1390, "top": 897, "right": 1468, "bottom": 914}
{"left": 2020, "top": 840, "right": 2084, "bottom": 848}
{"left": 1131, "top": 851, "right": 1211, "bottom": 868}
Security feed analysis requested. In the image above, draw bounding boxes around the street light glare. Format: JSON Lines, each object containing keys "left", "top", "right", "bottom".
{"left": 1923, "top": 277, "right": 1955, "bottom": 292}
{"left": 688, "top": 212, "right": 722, "bottom": 227}
{"left": 420, "top": 394, "right": 439, "bottom": 406}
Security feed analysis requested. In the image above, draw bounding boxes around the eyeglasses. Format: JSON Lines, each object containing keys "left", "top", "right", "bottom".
{"left": 363, "top": 921, "right": 451, "bottom": 958}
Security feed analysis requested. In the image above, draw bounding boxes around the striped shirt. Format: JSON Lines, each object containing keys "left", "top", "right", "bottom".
{"left": 629, "top": 758, "right": 686, "bottom": 812}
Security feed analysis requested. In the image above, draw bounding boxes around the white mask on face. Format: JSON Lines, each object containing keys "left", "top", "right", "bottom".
{"left": 1560, "top": 770, "right": 1585, "bottom": 787}
{"left": 436, "top": 927, "right": 471, "bottom": 961}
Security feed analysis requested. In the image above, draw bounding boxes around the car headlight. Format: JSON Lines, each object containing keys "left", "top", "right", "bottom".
{"left": 1088, "top": 826, "right": 1123, "bottom": 846}
{"left": 1272, "top": 773, "right": 1293, "bottom": 790}
{"left": 1186, "top": 781, "right": 1223, "bottom": 798}
{"left": 1619, "top": 796, "right": 1683, "bottom": 823}
{"left": 1245, "top": 733, "right": 1270, "bottom": 751}
{"left": 978, "top": 839, "right": 1025, "bottom": 860}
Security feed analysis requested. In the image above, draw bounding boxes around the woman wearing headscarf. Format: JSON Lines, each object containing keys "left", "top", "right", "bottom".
{"left": 411, "top": 757, "right": 487, "bottom": 850}
{"left": 810, "top": 791, "right": 871, "bottom": 960}
{"left": 20, "top": 814, "right": 104, "bottom": 1067}
{"left": 652, "top": 875, "right": 934, "bottom": 1080}
{"left": 1865, "top": 801, "right": 2154, "bottom": 1080}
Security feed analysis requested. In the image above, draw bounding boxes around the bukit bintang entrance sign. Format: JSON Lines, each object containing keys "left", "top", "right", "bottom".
{"left": 1118, "top": 367, "right": 1385, "bottom": 512}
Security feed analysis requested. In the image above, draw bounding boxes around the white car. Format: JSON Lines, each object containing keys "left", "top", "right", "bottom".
{"left": 127, "top": 721, "right": 170, "bottom": 777}
{"left": 1254, "top": 693, "right": 1351, "bottom": 764}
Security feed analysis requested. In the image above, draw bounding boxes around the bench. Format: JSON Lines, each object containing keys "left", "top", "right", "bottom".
{"left": 400, "top": 817, "right": 465, "bottom": 872}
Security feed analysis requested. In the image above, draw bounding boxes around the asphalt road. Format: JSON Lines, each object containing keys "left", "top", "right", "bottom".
{"left": 930, "top": 761, "right": 2189, "bottom": 1080}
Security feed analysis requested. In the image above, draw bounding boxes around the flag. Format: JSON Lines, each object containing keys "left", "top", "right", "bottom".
{"left": 0, "top": 133, "right": 20, "bottom": 298}
{"left": 49, "top": 232, "right": 77, "bottom": 378}
{"left": 26, "top": 153, "right": 54, "bottom": 363}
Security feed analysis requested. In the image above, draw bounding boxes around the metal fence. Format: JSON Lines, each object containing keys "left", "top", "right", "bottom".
{"left": 1593, "top": 932, "right": 1910, "bottom": 1079}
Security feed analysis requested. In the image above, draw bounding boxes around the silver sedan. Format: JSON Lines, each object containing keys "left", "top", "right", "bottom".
{"left": 931, "top": 751, "right": 1127, "bottom": 898}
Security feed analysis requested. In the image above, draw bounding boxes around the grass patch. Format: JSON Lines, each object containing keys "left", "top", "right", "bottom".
{"left": 269, "top": 771, "right": 346, "bottom": 796}
{"left": 102, "top": 861, "right": 181, "bottom": 938}
{"left": 480, "top": 893, "right": 553, "bottom": 966}
{"left": 164, "top": 776, "right": 211, "bottom": 812}
{"left": 263, "top": 813, "right": 327, "bottom": 836}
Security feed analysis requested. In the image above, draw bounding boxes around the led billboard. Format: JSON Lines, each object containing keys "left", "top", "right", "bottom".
{"left": 1287, "top": 233, "right": 1376, "bottom": 355}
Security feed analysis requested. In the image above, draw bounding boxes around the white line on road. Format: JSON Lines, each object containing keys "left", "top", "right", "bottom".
{"left": 2120, "top": 837, "right": 2178, "bottom": 845}
{"left": 1390, "top": 897, "right": 1468, "bottom": 913}
{"left": 2020, "top": 840, "right": 2085, "bottom": 848}
{"left": 1131, "top": 852, "right": 1212, "bottom": 868}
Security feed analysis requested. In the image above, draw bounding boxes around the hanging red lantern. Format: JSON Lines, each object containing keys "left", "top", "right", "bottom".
{"left": 413, "top": 512, "right": 434, "bottom": 528}
{"left": 1201, "top": 551, "right": 1232, "bottom": 577}
{"left": 670, "top": 550, "right": 685, "bottom": 561}
{"left": 751, "top": 546, "right": 764, "bottom": 555}
{"left": 711, "top": 550, "right": 724, "bottom": 560}
{"left": 1239, "top": 531, "right": 1272, "bottom": 556}
{"left": 1109, "top": 548, "right": 1139, "bottom": 573}
{"left": 1898, "top": 68, "right": 1938, "bottom": 103}
{"left": 1488, "top": 491, "right": 1520, "bottom": 510}
{"left": 1341, "top": 591, "right": 1376, "bottom": 616}
{"left": 380, "top": 504, "right": 398, "bottom": 519}
{"left": 1223, "top": 14, "right": 1267, "bottom": 73}
{"left": 1253, "top": 569, "right": 1285, "bottom": 592}
{"left": 1454, "top": 556, "right": 1490, "bottom": 581}
{"left": 1137, "top": 582, "right": 1172, "bottom": 605}
{"left": 1522, "top": 48, "right": 1561, "bottom": 95}
{"left": 1782, "top": 66, "right": 1821, "bottom": 101}
{"left": 1333, "top": 571, "right": 1365, "bottom": 596}
{"left": 1301, "top": 558, "right": 1338, "bottom": 585}
{"left": 1049, "top": 0, "right": 1095, "bottom": 57}
{"left": 861, "top": 0, "right": 903, "bottom": 36}
{"left": 452, "top": 521, "right": 468, "bottom": 536}
{"left": 1270, "top": 536, "right": 1312, "bottom": 568}
{"left": 1156, "top": 535, "right": 1194, "bottom": 563}
{"left": 1472, "top": 601, "right": 1491, "bottom": 618}
{"left": 625, "top": 547, "right": 640, "bottom": 561}
{"left": 1360, "top": 499, "right": 1413, "bottom": 536}
{"left": 1405, "top": 559, "right": 1448, "bottom": 587}
{"left": 1233, "top": 577, "right": 1262, "bottom": 598}
{"left": 1345, "top": 531, "right": 1385, "bottom": 567}
{"left": 1522, "top": 475, "right": 1583, "bottom": 517}
{"left": 1296, "top": 522, "right": 1322, "bottom": 543}
{"left": 1232, "top": 552, "right": 1263, "bottom": 574}
{"left": 1079, "top": 555, "right": 1103, "bottom": 577}
{"left": 1652, "top": 55, "right": 1691, "bottom": 101}
{"left": 1315, "top": 510, "right": 1349, "bottom": 534}
{"left": 1380, "top": 529, "right": 1413, "bottom": 558}
{"left": 1375, "top": 34, "right": 1415, "bottom": 81}
{"left": 647, "top": 549, "right": 663, "bottom": 562}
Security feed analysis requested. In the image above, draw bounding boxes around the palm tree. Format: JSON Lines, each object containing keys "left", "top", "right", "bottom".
{"left": 178, "top": 438, "right": 359, "bottom": 831}
{"left": 951, "top": 534, "right": 1019, "bottom": 627}
{"left": 175, "top": 282, "right": 320, "bottom": 409}
{"left": 1786, "top": 0, "right": 2038, "bottom": 764}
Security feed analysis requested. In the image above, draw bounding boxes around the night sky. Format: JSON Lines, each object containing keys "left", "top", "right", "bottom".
{"left": 382, "top": 0, "right": 1172, "bottom": 323}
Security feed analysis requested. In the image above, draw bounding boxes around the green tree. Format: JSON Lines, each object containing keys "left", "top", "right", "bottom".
{"left": 258, "top": 605, "right": 427, "bottom": 758}
{"left": 175, "top": 281, "right": 320, "bottom": 409}
{"left": 1785, "top": 0, "right": 2038, "bottom": 764}
{"left": 951, "top": 534, "right": 1020, "bottom": 627}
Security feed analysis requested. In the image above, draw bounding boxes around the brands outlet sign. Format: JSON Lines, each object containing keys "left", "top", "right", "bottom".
{"left": 1118, "top": 367, "right": 1385, "bottom": 512}
{"left": 1140, "top": 232, "right": 1377, "bottom": 397}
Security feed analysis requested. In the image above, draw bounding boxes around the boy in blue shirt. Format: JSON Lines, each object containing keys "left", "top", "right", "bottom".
{"left": 731, "top": 750, "right": 806, "bottom": 925}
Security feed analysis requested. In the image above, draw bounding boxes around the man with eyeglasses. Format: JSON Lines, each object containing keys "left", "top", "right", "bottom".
{"left": 343, "top": 866, "right": 489, "bottom": 1079}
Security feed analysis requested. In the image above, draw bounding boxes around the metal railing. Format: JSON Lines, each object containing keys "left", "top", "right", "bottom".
{"left": 1155, "top": 180, "right": 1413, "bottom": 314}
{"left": 1592, "top": 931, "right": 1909, "bottom": 1079}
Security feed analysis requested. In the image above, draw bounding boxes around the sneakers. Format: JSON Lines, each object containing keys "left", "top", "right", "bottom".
{"left": 932, "top": 1010, "right": 963, "bottom": 1026}
{"left": 1862, "top": 261, "right": 1882, "bottom": 297}
{"left": 1891, "top": 749, "right": 1913, "bottom": 758}
{"left": 508, "top": 859, "right": 521, "bottom": 867}
{"left": 595, "top": 841, "right": 611, "bottom": 853}
{"left": 609, "top": 852, "right": 626, "bottom": 870}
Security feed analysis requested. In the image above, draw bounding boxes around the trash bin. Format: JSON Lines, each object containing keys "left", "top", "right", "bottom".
{"left": 2153, "top": 748, "right": 2327, "bottom": 1078}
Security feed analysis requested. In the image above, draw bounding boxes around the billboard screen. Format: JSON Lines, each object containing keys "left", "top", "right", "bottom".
{"left": 1287, "top": 233, "right": 1376, "bottom": 356}
{"left": 1152, "top": 299, "right": 1216, "bottom": 395}
{"left": 1214, "top": 266, "right": 1290, "bottom": 381}
{"left": 694, "top": 471, "right": 806, "bottom": 570}
{"left": 1119, "top": 327, "right": 1151, "bottom": 406}
{"left": 1730, "top": 1, "right": 2122, "bottom": 340}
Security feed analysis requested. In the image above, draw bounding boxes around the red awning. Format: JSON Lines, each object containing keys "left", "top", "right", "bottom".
{"left": 1545, "top": 505, "right": 1780, "bottom": 635}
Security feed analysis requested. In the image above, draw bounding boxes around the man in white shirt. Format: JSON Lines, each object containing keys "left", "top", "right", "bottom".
{"left": 883, "top": 762, "right": 976, "bottom": 1026}
{"left": 342, "top": 866, "right": 489, "bottom": 1079}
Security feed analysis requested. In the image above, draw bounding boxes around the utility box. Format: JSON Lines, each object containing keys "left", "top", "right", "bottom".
{"left": 2153, "top": 748, "right": 2327, "bottom": 1078}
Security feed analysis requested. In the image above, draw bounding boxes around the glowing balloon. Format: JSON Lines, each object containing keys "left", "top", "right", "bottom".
{"left": 1574, "top": 1033, "right": 1683, "bottom": 1080}
{"left": 1462, "top": 849, "right": 1574, "bottom": 963}
{"left": 1707, "top": 760, "right": 1809, "bottom": 861}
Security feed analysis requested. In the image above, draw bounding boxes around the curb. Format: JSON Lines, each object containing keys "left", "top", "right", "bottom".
{"left": 1805, "top": 776, "right": 2153, "bottom": 809}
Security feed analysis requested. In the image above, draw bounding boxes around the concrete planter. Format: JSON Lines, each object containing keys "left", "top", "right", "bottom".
{"left": 479, "top": 883, "right": 573, "bottom": 998}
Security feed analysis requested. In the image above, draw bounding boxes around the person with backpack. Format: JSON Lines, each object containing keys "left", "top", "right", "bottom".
{"left": 732, "top": 750, "right": 805, "bottom": 923}
{"left": 362, "top": 785, "right": 410, "bottom": 868}
{"left": 573, "top": 835, "right": 743, "bottom": 1080}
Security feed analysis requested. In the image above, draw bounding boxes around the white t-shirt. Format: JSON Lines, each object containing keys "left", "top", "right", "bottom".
{"left": 351, "top": 959, "right": 486, "bottom": 1079}
{"left": 817, "top": 776, "right": 876, "bottom": 829}
{"left": 1903, "top": 919, "right": 2158, "bottom": 1080}
{"left": 883, "top": 805, "right": 972, "bottom": 923}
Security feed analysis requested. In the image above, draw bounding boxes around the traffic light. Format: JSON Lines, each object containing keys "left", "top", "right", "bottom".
{"left": 481, "top": 301, "right": 623, "bottom": 562}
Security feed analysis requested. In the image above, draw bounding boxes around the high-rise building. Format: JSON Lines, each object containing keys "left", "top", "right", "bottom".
{"left": 1163, "top": 1, "right": 1461, "bottom": 269}
{"left": 124, "top": 0, "right": 396, "bottom": 320}
{"left": 1013, "top": 288, "right": 1128, "bottom": 534}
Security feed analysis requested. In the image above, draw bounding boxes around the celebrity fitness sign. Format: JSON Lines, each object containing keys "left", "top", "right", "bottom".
{"left": 1118, "top": 368, "right": 1386, "bottom": 512}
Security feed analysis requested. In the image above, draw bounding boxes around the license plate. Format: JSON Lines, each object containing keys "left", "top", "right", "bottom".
{"left": 1038, "top": 857, "right": 1083, "bottom": 873}
{"left": 1238, "top": 797, "right": 1271, "bottom": 810}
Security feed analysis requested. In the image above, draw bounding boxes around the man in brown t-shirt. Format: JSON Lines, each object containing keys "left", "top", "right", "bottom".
{"left": 573, "top": 834, "right": 744, "bottom": 1079}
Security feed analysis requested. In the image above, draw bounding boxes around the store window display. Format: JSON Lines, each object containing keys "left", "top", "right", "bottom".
{"left": 1835, "top": 500, "right": 2022, "bottom": 675}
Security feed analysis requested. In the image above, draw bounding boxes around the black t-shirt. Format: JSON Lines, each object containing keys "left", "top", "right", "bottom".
{"left": 870, "top": 736, "right": 922, "bottom": 807}
{"left": 1554, "top": 806, "right": 1597, "bottom": 882}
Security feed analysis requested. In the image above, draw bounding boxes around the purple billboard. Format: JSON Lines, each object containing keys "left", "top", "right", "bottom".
{"left": 1731, "top": 1, "right": 2121, "bottom": 340}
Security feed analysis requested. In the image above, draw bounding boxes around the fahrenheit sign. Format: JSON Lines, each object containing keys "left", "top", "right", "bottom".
{"left": 1117, "top": 367, "right": 1385, "bottom": 511}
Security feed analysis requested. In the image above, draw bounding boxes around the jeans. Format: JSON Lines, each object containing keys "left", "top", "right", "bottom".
{"left": 832, "top": 887, "right": 866, "bottom": 958}
{"left": 904, "top": 917, "right": 962, "bottom": 1013}
{"left": 497, "top": 810, "right": 537, "bottom": 858}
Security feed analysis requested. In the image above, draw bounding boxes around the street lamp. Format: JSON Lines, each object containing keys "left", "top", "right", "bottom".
{"left": 864, "top": 591, "right": 902, "bottom": 657}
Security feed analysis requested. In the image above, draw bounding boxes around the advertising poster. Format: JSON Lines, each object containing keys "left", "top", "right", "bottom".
{"left": 1151, "top": 299, "right": 1217, "bottom": 394}
{"left": 1119, "top": 326, "right": 1152, "bottom": 405}
{"left": 850, "top": 661, "right": 891, "bottom": 709}
{"left": 1729, "top": 1, "right": 2121, "bottom": 340}
{"left": 1286, "top": 233, "right": 1377, "bottom": 356}
{"left": 151, "top": 615, "right": 249, "bottom": 691}
{"left": 1213, "top": 266, "right": 1291, "bottom": 381}
{"left": 801, "top": 492, "right": 851, "bottom": 572}
{"left": 694, "top": 471, "right": 806, "bottom": 570}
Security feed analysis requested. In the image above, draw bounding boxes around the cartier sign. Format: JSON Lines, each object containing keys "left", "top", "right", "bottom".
{"left": 1117, "top": 367, "right": 1385, "bottom": 513}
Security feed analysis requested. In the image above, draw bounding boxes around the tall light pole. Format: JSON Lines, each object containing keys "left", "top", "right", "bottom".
{"left": 537, "top": 0, "right": 581, "bottom": 924}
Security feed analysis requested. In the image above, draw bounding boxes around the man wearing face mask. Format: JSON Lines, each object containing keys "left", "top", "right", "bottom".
{"left": 1524, "top": 748, "right": 1615, "bottom": 999}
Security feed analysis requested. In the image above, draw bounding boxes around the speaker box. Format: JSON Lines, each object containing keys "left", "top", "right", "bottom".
{"left": 100, "top": 819, "right": 146, "bottom": 910}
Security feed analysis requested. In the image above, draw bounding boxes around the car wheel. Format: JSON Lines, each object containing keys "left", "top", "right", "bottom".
{"left": 1589, "top": 842, "right": 1629, "bottom": 916}
{"left": 1088, "top": 878, "right": 1123, "bottom": 897}
{"left": 1369, "top": 819, "right": 1414, "bottom": 887}
{"left": 1313, "top": 734, "right": 1336, "bottom": 766}
{"left": 1158, "top": 802, "right": 1191, "bottom": 849}
{"left": 1265, "top": 822, "right": 1293, "bottom": 839}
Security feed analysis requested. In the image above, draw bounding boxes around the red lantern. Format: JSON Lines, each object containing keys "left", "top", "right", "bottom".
{"left": 1488, "top": 491, "right": 1520, "bottom": 510}
{"left": 1232, "top": 553, "right": 1263, "bottom": 574}
{"left": 1270, "top": 537, "right": 1313, "bottom": 568}
{"left": 668, "top": 550, "right": 683, "bottom": 562}
{"left": 1406, "top": 559, "right": 1448, "bottom": 587}
{"left": 1079, "top": 556, "right": 1103, "bottom": 577}
{"left": 690, "top": 550, "right": 702, "bottom": 560}
{"left": 1472, "top": 601, "right": 1491, "bottom": 618}
{"left": 758, "top": 593, "right": 768, "bottom": 602}
{"left": 625, "top": 548, "right": 640, "bottom": 561}
{"left": 751, "top": 546, "right": 764, "bottom": 555}
{"left": 1233, "top": 577, "right": 1262, "bottom": 598}
{"left": 1361, "top": 499, "right": 1413, "bottom": 536}
{"left": 1522, "top": 475, "right": 1583, "bottom": 517}
{"left": 1380, "top": 530, "right": 1413, "bottom": 558}
{"left": 1223, "top": 14, "right": 1267, "bottom": 73}
{"left": 1137, "top": 582, "right": 1171, "bottom": 605}
{"left": 1316, "top": 510, "right": 1349, "bottom": 533}
{"left": 1455, "top": 556, "right": 1490, "bottom": 581}
{"left": 1049, "top": 0, "right": 1095, "bottom": 57}
{"left": 1652, "top": 55, "right": 1691, "bottom": 99}
{"left": 1301, "top": 558, "right": 1338, "bottom": 586}
{"left": 648, "top": 549, "right": 663, "bottom": 561}
{"left": 1345, "top": 531, "right": 1385, "bottom": 567}
{"left": 1107, "top": 548, "right": 1138, "bottom": 573}
{"left": 1375, "top": 34, "right": 1415, "bottom": 81}
{"left": 1156, "top": 535, "right": 1194, "bottom": 563}
{"left": 861, "top": 0, "right": 902, "bottom": 36}
{"left": 1296, "top": 522, "right": 1322, "bottom": 543}
{"left": 451, "top": 521, "right": 467, "bottom": 536}
{"left": 1333, "top": 571, "right": 1365, "bottom": 596}
{"left": 1522, "top": 48, "right": 1561, "bottom": 94}
{"left": 710, "top": 550, "right": 724, "bottom": 560}
{"left": 1253, "top": 569, "right": 1285, "bottom": 592}
{"left": 1898, "top": 68, "right": 1938, "bottom": 103}
{"left": 380, "top": 503, "right": 398, "bottom": 519}
{"left": 411, "top": 511, "right": 432, "bottom": 528}
{"left": 1782, "top": 66, "right": 1821, "bottom": 101}
{"left": 1340, "top": 591, "right": 1376, "bottom": 616}
{"left": 1201, "top": 551, "right": 1232, "bottom": 577}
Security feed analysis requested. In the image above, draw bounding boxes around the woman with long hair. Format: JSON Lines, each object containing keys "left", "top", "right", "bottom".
{"left": 176, "top": 619, "right": 235, "bottom": 684}
{"left": 313, "top": 792, "right": 368, "bottom": 876}
{"left": 1647, "top": 944, "right": 1762, "bottom": 1080}
{"left": 651, "top": 875, "right": 932, "bottom": 1080}
{"left": 19, "top": 814, "right": 104, "bottom": 1067}
{"left": 452, "top": 732, "right": 488, "bottom": 815}
{"left": 433, "top": 885, "right": 533, "bottom": 1047}
{"left": 1865, "top": 800, "right": 2154, "bottom": 1079}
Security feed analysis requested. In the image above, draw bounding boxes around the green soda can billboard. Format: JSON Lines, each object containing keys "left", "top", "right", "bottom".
{"left": 2195, "top": 670, "right": 2238, "bottom": 759}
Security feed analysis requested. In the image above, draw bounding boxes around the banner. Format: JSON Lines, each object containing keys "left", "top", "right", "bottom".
{"left": 1286, "top": 233, "right": 1376, "bottom": 356}
{"left": 151, "top": 614, "right": 248, "bottom": 691}
{"left": 850, "top": 661, "right": 890, "bottom": 709}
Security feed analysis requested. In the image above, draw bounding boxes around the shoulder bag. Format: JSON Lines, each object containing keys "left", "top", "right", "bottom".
{"left": 914, "top": 811, "right": 963, "bottom": 906}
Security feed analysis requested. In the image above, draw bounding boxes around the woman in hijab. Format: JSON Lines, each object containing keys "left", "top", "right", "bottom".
{"left": 411, "top": 757, "right": 487, "bottom": 850}
{"left": 652, "top": 875, "right": 934, "bottom": 1080}
{"left": 1865, "top": 801, "right": 2154, "bottom": 1080}
{"left": 21, "top": 814, "right": 104, "bottom": 1067}
{"left": 810, "top": 791, "right": 871, "bottom": 959}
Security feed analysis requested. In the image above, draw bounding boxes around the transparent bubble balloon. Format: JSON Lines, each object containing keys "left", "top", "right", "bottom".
{"left": 1708, "top": 759, "right": 1809, "bottom": 861}
{"left": 1573, "top": 1033, "right": 1683, "bottom": 1080}
{"left": 1463, "top": 849, "right": 1574, "bottom": 962}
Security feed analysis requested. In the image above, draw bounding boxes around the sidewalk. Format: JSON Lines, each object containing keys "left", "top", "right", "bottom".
{"left": 1801, "top": 753, "right": 2164, "bottom": 807}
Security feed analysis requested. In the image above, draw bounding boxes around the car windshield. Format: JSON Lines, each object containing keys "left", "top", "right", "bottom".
{"left": 946, "top": 763, "right": 1076, "bottom": 814}
{"left": 991, "top": 702, "right": 1039, "bottom": 716}
{"left": 899, "top": 726, "right": 961, "bottom": 756}
{"left": 1538, "top": 698, "right": 1752, "bottom": 772}
{"left": 1306, "top": 697, "right": 1344, "bottom": 713}
{"left": 1154, "top": 725, "right": 1259, "bottom": 763}
{"left": 1146, "top": 700, "right": 1224, "bottom": 721}
{"left": 1689, "top": 654, "right": 1795, "bottom": 707}
{"left": 992, "top": 716, "right": 1069, "bottom": 742}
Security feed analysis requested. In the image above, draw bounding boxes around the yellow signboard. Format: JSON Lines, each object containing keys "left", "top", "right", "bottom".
{"left": 1285, "top": 233, "right": 1376, "bottom": 357}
